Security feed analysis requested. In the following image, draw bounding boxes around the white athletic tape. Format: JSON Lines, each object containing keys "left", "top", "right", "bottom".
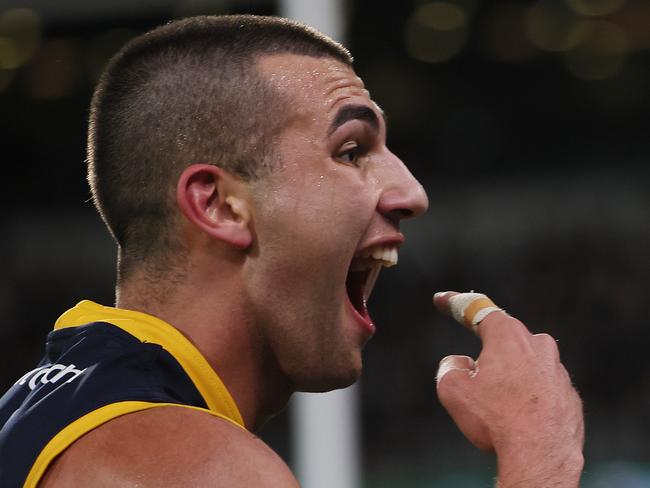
{"left": 436, "top": 355, "right": 476, "bottom": 382}
{"left": 472, "top": 306, "right": 501, "bottom": 325}
{"left": 448, "top": 292, "right": 502, "bottom": 331}
{"left": 449, "top": 292, "right": 485, "bottom": 324}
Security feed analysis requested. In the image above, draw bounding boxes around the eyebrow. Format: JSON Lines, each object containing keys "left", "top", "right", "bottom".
{"left": 327, "top": 104, "right": 383, "bottom": 136}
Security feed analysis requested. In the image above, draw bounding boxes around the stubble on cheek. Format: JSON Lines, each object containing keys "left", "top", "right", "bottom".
{"left": 253, "top": 256, "right": 361, "bottom": 391}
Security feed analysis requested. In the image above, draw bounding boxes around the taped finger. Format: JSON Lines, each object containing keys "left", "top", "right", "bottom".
{"left": 448, "top": 292, "right": 503, "bottom": 334}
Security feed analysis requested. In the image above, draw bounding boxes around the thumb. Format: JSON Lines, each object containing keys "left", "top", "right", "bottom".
{"left": 436, "top": 354, "right": 475, "bottom": 383}
{"left": 436, "top": 355, "right": 475, "bottom": 408}
{"left": 435, "top": 355, "right": 493, "bottom": 452}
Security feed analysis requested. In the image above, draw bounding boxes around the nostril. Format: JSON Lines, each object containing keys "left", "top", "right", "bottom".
{"left": 383, "top": 208, "right": 412, "bottom": 227}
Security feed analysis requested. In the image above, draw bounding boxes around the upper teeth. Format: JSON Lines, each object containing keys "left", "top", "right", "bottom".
{"left": 354, "top": 245, "right": 399, "bottom": 268}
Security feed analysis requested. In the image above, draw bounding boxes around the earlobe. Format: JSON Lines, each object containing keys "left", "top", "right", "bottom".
{"left": 177, "top": 164, "right": 253, "bottom": 250}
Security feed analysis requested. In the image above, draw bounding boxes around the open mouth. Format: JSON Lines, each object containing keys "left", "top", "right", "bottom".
{"left": 345, "top": 245, "right": 399, "bottom": 324}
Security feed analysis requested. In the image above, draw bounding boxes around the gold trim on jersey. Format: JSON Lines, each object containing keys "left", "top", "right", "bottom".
{"left": 23, "top": 401, "right": 241, "bottom": 488}
{"left": 54, "top": 300, "right": 244, "bottom": 427}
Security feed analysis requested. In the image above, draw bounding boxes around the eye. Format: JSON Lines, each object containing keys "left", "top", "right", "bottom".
{"left": 336, "top": 142, "right": 361, "bottom": 166}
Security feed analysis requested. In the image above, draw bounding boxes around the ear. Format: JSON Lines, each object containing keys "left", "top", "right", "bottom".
{"left": 177, "top": 164, "right": 253, "bottom": 249}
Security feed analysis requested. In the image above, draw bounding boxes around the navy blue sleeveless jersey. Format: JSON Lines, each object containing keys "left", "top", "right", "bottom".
{"left": 0, "top": 300, "right": 244, "bottom": 488}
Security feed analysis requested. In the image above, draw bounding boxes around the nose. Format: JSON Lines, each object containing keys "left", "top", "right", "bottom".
{"left": 376, "top": 152, "right": 429, "bottom": 226}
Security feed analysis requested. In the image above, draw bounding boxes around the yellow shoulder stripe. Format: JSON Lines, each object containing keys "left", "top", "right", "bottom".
{"left": 24, "top": 401, "right": 243, "bottom": 488}
{"left": 54, "top": 300, "right": 245, "bottom": 428}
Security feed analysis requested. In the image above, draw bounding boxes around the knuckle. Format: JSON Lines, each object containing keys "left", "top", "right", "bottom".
{"left": 533, "top": 332, "right": 557, "bottom": 346}
{"left": 532, "top": 332, "right": 560, "bottom": 356}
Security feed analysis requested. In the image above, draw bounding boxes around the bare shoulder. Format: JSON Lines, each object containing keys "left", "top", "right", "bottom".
{"left": 39, "top": 406, "right": 300, "bottom": 488}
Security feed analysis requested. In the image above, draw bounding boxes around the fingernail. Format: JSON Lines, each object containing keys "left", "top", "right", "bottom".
{"left": 433, "top": 291, "right": 451, "bottom": 300}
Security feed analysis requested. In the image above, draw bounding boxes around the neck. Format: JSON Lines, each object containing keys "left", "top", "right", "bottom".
{"left": 116, "top": 266, "right": 293, "bottom": 431}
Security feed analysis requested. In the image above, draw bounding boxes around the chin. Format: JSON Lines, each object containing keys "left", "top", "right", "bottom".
{"left": 293, "top": 355, "right": 363, "bottom": 393}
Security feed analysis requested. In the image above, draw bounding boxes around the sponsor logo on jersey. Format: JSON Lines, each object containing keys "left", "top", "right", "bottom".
{"left": 15, "top": 363, "right": 87, "bottom": 390}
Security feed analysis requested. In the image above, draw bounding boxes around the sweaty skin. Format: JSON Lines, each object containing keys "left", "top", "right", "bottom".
{"left": 243, "top": 54, "right": 428, "bottom": 393}
{"left": 40, "top": 53, "right": 429, "bottom": 486}
{"left": 39, "top": 53, "right": 584, "bottom": 488}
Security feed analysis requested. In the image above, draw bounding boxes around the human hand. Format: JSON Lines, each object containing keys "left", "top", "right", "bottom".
{"left": 433, "top": 291, "right": 584, "bottom": 488}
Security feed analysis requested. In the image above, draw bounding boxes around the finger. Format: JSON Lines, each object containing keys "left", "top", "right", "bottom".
{"left": 434, "top": 291, "right": 503, "bottom": 335}
{"left": 450, "top": 292, "right": 502, "bottom": 331}
{"left": 435, "top": 356, "right": 492, "bottom": 451}
{"left": 436, "top": 291, "right": 535, "bottom": 350}
{"left": 436, "top": 355, "right": 475, "bottom": 413}
{"left": 436, "top": 354, "right": 476, "bottom": 383}
{"left": 432, "top": 291, "right": 460, "bottom": 316}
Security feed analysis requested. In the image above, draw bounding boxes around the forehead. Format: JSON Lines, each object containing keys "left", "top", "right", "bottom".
{"left": 256, "top": 53, "right": 377, "bottom": 119}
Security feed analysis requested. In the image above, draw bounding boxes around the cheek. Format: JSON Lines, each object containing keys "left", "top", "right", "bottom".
{"left": 260, "top": 189, "right": 363, "bottom": 253}
{"left": 251, "top": 171, "right": 377, "bottom": 290}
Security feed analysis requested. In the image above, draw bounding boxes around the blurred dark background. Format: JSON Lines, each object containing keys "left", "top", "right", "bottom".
{"left": 1, "top": 0, "right": 649, "bottom": 486}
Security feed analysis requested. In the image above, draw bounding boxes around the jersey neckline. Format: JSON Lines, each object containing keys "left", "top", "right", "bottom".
{"left": 54, "top": 300, "right": 245, "bottom": 429}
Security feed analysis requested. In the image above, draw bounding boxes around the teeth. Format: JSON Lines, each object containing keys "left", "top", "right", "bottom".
{"left": 363, "top": 263, "right": 382, "bottom": 300}
{"left": 350, "top": 245, "right": 399, "bottom": 302}
{"left": 354, "top": 245, "right": 399, "bottom": 268}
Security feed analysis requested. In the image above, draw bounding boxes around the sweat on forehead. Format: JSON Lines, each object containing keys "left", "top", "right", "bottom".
{"left": 256, "top": 53, "right": 365, "bottom": 100}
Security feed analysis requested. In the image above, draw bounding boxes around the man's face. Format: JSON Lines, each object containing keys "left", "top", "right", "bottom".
{"left": 245, "top": 53, "right": 428, "bottom": 392}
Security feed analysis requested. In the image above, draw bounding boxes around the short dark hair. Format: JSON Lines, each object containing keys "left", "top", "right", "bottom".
{"left": 87, "top": 15, "right": 352, "bottom": 283}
